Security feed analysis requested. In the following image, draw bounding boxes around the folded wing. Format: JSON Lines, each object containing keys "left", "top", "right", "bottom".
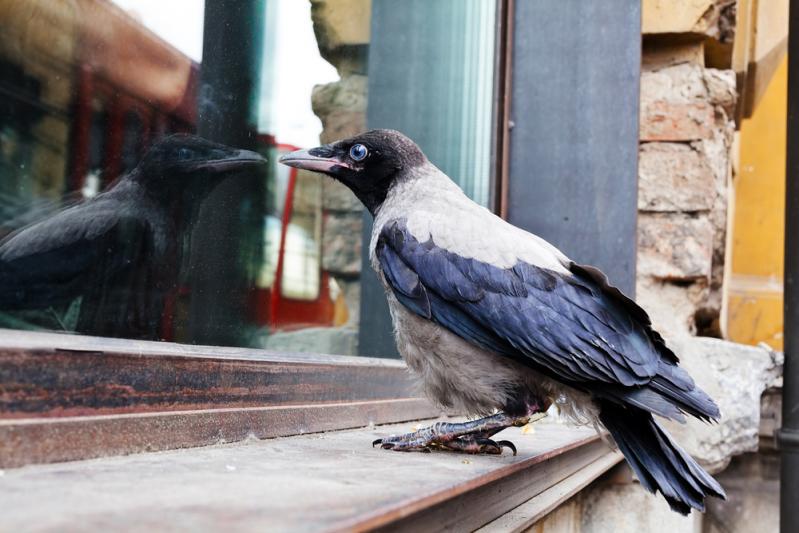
{"left": 376, "top": 218, "right": 720, "bottom": 423}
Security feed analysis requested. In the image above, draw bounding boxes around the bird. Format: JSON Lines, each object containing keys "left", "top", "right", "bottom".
{"left": 0, "top": 134, "right": 264, "bottom": 340}
{"left": 280, "top": 129, "right": 726, "bottom": 515}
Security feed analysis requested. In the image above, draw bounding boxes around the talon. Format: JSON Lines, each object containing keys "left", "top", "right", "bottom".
{"left": 497, "top": 440, "right": 517, "bottom": 456}
{"left": 479, "top": 443, "right": 503, "bottom": 455}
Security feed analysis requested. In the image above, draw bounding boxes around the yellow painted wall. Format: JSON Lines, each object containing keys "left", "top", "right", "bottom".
{"left": 724, "top": 57, "right": 787, "bottom": 349}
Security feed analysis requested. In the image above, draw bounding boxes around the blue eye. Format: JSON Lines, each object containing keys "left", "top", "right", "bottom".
{"left": 349, "top": 144, "right": 368, "bottom": 161}
{"left": 176, "top": 148, "right": 194, "bottom": 161}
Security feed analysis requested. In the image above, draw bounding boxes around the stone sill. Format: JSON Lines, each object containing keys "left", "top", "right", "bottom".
{"left": 0, "top": 418, "right": 621, "bottom": 532}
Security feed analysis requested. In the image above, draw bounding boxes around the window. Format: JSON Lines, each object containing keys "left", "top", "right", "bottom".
{"left": 120, "top": 110, "right": 144, "bottom": 174}
{"left": 0, "top": 1, "right": 644, "bottom": 486}
{"left": 85, "top": 104, "right": 108, "bottom": 195}
{"left": 0, "top": 0, "right": 500, "bottom": 356}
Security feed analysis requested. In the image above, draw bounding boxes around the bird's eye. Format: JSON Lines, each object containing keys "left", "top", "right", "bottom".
{"left": 176, "top": 148, "right": 194, "bottom": 161}
{"left": 349, "top": 144, "right": 368, "bottom": 161}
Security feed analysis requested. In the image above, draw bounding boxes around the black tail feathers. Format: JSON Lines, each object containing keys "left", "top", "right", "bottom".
{"left": 599, "top": 401, "right": 726, "bottom": 515}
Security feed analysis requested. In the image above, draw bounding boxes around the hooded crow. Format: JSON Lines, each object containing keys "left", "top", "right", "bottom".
{"left": 0, "top": 134, "right": 264, "bottom": 339}
{"left": 280, "top": 129, "right": 726, "bottom": 514}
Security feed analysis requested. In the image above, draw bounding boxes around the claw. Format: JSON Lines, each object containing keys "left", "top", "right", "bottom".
{"left": 497, "top": 440, "right": 517, "bottom": 456}
{"left": 478, "top": 441, "right": 503, "bottom": 455}
{"left": 370, "top": 411, "right": 540, "bottom": 455}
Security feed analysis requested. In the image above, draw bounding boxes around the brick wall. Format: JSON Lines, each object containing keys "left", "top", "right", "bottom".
{"left": 637, "top": 48, "right": 736, "bottom": 337}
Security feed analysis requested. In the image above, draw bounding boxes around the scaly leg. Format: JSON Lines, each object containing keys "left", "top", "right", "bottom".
{"left": 373, "top": 409, "right": 547, "bottom": 456}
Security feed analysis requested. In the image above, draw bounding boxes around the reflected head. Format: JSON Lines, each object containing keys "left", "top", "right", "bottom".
{"left": 136, "top": 134, "right": 265, "bottom": 183}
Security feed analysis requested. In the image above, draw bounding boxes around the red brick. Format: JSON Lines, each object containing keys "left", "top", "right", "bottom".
{"left": 639, "top": 100, "right": 715, "bottom": 141}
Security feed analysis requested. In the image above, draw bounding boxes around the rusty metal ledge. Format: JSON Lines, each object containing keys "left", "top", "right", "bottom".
{"left": 0, "top": 419, "right": 613, "bottom": 532}
{"left": 0, "top": 329, "right": 443, "bottom": 467}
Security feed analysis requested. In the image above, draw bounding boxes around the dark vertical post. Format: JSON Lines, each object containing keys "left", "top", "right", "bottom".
{"left": 781, "top": 2, "right": 799, "bottom": 530}
{"left": 196, "top": 0, "right": 263, "bottom": 147}
{"left": 506, "top": 0, "right": 641, "bottom": 296}
{"left": 186, "top": 0, "right": 265, "bottom": 345}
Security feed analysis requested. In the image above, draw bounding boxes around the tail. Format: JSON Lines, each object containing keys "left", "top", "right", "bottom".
{"left": 599, "top": 401, "right": 726, "bottom": 514}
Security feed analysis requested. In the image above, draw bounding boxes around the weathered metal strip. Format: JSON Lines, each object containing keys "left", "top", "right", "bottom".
{"left": 0, "top": 398, "right": 438, "bottom": 468}
{"left": 0, "top": 348, "right": 417, "bottom": 418}
{"left": 0, "top": 329, "right": 438, "bottom": 467}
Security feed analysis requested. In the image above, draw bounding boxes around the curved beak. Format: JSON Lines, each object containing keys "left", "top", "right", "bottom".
{"left": 279, "top": 149, "right": 351, "bottom": 173}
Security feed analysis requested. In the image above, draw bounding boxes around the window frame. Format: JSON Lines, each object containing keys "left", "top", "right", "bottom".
{"left": 0, "top": 0, "right": 642, "bottom": 486}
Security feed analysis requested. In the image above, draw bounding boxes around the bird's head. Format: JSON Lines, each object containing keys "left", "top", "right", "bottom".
{"left": 133, "top": 134, "right": 265, "bottom": 198}
{"left": 279, "top": 129, "right": 426, "bottom": 214}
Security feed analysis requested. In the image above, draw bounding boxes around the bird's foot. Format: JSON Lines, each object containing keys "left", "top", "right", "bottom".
{"left": 372, "top": 412, "right": 538, "bottom": 455}
{"left": 374, "top": 431, "right": 517, "bottom": 455}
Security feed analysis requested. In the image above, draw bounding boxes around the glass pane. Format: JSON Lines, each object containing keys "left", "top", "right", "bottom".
{"left": 120, "top": 111, "right": 144, "bottom": 174}
{"left": 0, "top": 0, "right": 497, "bottom": 355}
{"left": 425, "top": 0, "right": 497, "bottom": 206}
{"left": 368, "top": 0, "right": 497, "bottom": 206}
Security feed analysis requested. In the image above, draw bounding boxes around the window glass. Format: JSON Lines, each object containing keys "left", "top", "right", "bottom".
{"left": 86, "top": 105, "right": 108, "bottom": 195}
{"left": 0, "top": 0, "right": 497, "bottom": 355}
{"left": 120, "top": 110, "right": 144, "bottom": 174}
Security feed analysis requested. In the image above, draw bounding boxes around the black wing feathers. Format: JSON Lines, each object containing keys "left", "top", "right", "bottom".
{"left": 0, "top": 214, "right": 150, "bottom": 310}
{"left": 376, "top": 219, "right": 720, "bottom": 422}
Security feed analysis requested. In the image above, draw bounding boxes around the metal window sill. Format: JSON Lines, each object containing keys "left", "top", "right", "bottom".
{"left": 1, "top": 328, "right": 622, "bottom": 530}
{"left": 0, "top": 328, "right": 437, "bottom": 468}
{"left": 0, "top": 418, "right": 621, "bottom": 532}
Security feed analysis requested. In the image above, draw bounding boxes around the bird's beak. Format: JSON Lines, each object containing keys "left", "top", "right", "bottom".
{"left": 279, "top": 149, "right": 351, "bottom": 173}
{"left": 193, "top": 149, "right": 266, "bottom": 173}
{"left": 204, "top": 149, "right": 265, "bottom": 172}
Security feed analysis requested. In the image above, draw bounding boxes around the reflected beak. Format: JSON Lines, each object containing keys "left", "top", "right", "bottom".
{"left": 279, "top": 149, "right": 351, "bottom": 173}
{"left": 233, "top": 149, "right": 267, "bottom": 164}
{"left": 210, "top": 149, "right": 265, "bottom": 170}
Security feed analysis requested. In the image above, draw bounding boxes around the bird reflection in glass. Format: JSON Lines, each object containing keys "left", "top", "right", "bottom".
{"left": 0, "top": 135, "right": 264, "bottom": 340}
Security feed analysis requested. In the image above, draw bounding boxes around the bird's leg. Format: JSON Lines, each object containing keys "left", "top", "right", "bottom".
{"left": 373, "top": 399, "right": 550, "bottom": 455}
{"left": 373, "top": 413, "right": 522, "bottom": 454}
